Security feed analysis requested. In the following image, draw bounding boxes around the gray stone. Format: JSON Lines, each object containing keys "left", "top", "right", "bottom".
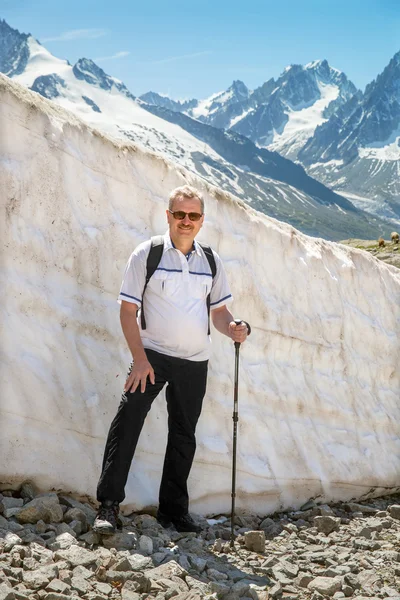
{"left": 48, "top": 532, "right": 76, "bottom": 551}
{"left": 138, "top": 534, "right": 153, "bottom": 555}
{"left": 189, "top": 556, "right": 207, "bottom": 573}
{"left": 58, "top": 496, "right": 97, "bottom": 523}
{"left": 102, "top": 532, "right": 137, "bottom": 550}
{"left": 244, "top": 531, "right": 265, "bottom": 553}
{"left": 308, "top": 577, "right": 342, "bottom": 596}
{"left": 388, "top": 504, "right": 400, "bottom": 520}
{"left": 54, "top": 545, "right": 97, "bottom": 567}
{"left": 0, "top": 584, "right": 14, "bottom": 600}
{"left": 113, "top": 553, "right": 152, "bottom": 571}
{"left": 1, "top": 498, "right": 24, "bottom": 511}
{"left": 73, "top": 565, "right": 94, "bottom": 580}
{"left": 209, "top": 581, "right": 230, "bottom": 596}
{"left": 268, "top": 582, "right": 282, "bottom": 599}
{"left": 146, "top": 560, "right": 187, "bottom": 581}
{"left": 295, "top": 573, "right": 313, "bottom": 588}
{"left": 185, "top": 576, "right": 209, "bottom": 595}
{"left": 314, "top": 516, "right": 340, "bottom": 535}
{"left": 356, "top": 570, "right": 382, "bottom": 594}
{"left": 345, "top": 503, "right": 377, "bottom": 514}
{"left": 22, "top": 565, "right": 58, "bottom": 589}
{"left": 4, "top": 533, "right": 23, "bottom": 552}
{"left": 71, "top": 575, "right": 92, "bottom": 594}
{"left": 64, "top": 507, "right": 87, "bottom": 527}
{"left": 207, "top": 568, "right": 228, "bottom": 581}
{"left": 45, "top": 579, "right": 70, "bottom": 594}
{"left": 16, "top": 495, "right": 63, "bottom": 524}
{"left": 231, "top": 581, "right": 250, "bottom": 597}
{"left": 94, "top": 581, "right": 112, "bottom": 595}
{"left": 19, "top": 482, "right": 37, "bottom": 501}
{"left": 79, "top": 530, "right": 100, "bottom": 545}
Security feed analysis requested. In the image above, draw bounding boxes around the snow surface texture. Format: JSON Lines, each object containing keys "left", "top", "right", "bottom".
{"left": 1, "top": 74, "right": 400, "bottom": 515}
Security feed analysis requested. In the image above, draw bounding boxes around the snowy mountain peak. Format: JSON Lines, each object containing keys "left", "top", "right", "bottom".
{"left": 229, "top": 79, "right": 249, "bottom": 98}
{"left": 73, "top": 58, "right": 135, "bottom": 99}
{"left": 0, "top": 18, "right": 30, "bottom": 77}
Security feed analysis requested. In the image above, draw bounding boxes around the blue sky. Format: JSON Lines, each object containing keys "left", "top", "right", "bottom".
{"left": 2, "top": 0, "right": 399, "bottom": 99}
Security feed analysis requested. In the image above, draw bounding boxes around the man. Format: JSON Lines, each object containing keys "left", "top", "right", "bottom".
{"left": 94, "top": 185, "right": 248, "bottom": 534}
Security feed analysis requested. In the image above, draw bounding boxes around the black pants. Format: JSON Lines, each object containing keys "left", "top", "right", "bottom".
{"left": 97, "top": 349, "right": 208, "bottom": 517}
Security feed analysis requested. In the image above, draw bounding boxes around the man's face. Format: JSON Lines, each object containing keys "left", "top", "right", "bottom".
{"left": 166, "top": 195, "right": 204, "bottom": 243}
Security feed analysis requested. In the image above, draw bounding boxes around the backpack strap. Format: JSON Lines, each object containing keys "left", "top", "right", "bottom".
{"left": 141, "top": 235, "right": 164, "bottom": 330}
{"left": 198, "top": 243, "right": 217, "bottom": 335}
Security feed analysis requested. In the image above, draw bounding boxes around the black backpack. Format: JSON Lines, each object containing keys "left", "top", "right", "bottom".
{"left": 140, "top": 235, "right": 217, "bottom": 334}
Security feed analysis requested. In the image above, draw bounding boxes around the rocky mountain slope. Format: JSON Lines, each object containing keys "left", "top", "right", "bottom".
{"left": 0, "top": 487, "right": 400, "bottom": 600}
{"left": 0, "top": 18, "right": 394, "bottom": 241}
{"left": 301, "top": 51, "right": 400, "bottom": 221}
{"left": 141, "top": 53, "right": 400, "bottom": 224}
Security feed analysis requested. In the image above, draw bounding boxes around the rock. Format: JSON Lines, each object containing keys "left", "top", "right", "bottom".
{"left": 138, "top": 534, "right": 153, "bottom": 555}
{"left": 48, "top": 533, "right": 76, "bottom": 551}
{"left": 113, "top": 553, "right": 152, "bottom": 571}
{"left": 345, "top": 503, "right": 377, "bottom": 514}
{"left": 80, "top": 530, "right": 101, "bottom": 545}
{"left": 308, "top": 577, "right": 342, "bottom": 596}
{"left": 45, "top": 579, "right": 71, "bottom": 594}
{"left": 173, "top": 593, "right": 202, "bottom": 600}
{"left": 295, "top": 572, "right": 313, "bottom": 588}
{"left": 64, "top": 508, "right": 87, "bottom": 527}
{"left": 16, "top": 495, "right": 63, "bottom": 524}
{"left": 22, "top": 565, "right": 58, "bottom": 589}
{"left": 0, "top": 583, "right": 15, "bottom": 600}
{"left": 356, "top": 570, "right": 382, "bottom": 594}
{"left": 58, "top": 496, "right": 97, "bottom": 525}
{"left": 268, "top": 582, "right": 282, "bottom": 598}
{"left": 244, "top": 531, "right": 265, "bottom": 553}
{"left": 185, "top": 576, "right": 209, "bottom": 596}
{"left": 314, "top": 516, "right": 340, "bottom": 535}
{"left": 54, "top": 545, "right": 97, "bottom": 567}
{"left": 388, "top": 504, "right": 400, "bottom": 519}
{"left": 3, "top": 533, "right": 23, "bottom": 552}
{"left": 101, "top": 532, "right": 137, "bottom": 550}
{"left": 1, "top": 498, "right": 24, "bottom": 511}
{"left": 121, "top": 581, "right": 140, "bottom": 600}
{"left": 19, "top": 482, "right": 37, "bottom": 501}
{"left": 146, "top": 560, "right": 187, "bottom": 580}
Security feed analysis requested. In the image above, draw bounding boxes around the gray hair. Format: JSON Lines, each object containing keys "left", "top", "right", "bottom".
{"left": 168, "top": 185, "right": 204, "bottom": 213}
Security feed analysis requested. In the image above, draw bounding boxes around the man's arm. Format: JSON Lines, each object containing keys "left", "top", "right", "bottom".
{"left": 211, "top": 305, "right": 248, "bottom": 343}
{"left": 120, "top": 301, "right": 155, "bottom": 393}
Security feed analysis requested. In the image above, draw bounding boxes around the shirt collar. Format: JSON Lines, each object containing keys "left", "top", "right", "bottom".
{"left": 163, "top": 231, "right": 202, "bottom": 256}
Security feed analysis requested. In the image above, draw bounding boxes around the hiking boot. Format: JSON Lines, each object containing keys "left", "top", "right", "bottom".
{"left": 93, "top": 500, "right": 120, "bottom": 534}
{"left": 156, "top": 510, "right": 173, "bottom": 529}
{"left": 172, "top": 513, "right": 202, "bottom": 533}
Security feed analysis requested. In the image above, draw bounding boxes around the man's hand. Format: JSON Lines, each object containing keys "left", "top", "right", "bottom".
{"left": 124, "top": 358, "right": 155, "bottom": 394}
{"left": 228, "top": 321, "right": 248, "bottom": 344}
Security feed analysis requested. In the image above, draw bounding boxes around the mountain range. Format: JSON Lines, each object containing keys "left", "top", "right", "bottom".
{"left": 0, "top": 18, "right": 397, "bottom": 240}
{"left": 140, "top": 52, "right": 400, "bottom": 223}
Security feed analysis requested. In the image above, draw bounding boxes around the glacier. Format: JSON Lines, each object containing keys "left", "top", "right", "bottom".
{"left": 1, "top": 74, "right": 400, "bottom": 515}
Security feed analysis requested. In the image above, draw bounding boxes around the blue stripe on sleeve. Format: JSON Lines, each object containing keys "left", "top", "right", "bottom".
{"left": 210, "top": 294, "right": 232, "bottom": 306}
{"left": 120, "top": 292, "right": 142, "bottom": 303}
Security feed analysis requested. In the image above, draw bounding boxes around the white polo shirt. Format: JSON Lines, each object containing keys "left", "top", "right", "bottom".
{"left": 118, "top": 232, "right": 233, "bottom": 361}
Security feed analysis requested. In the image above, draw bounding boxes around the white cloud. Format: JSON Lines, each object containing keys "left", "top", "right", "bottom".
{"left": 41, "top": 29, "right": 107, "bottom": 43}
{"left": 144, "top": 51, "right": 212, "bottom": 66}
{"left": 94, "top": 51, "right": 130, "bottom": 62}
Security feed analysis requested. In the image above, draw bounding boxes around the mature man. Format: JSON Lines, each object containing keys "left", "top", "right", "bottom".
{"left": 94, "top": 185, "right": 248, "bottom": 534}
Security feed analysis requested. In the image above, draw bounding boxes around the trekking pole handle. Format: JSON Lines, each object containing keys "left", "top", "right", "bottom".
{"left": 233, "top": 319, "right": 251, "bottom": 348}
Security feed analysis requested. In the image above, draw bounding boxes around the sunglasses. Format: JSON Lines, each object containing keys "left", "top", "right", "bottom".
{"left": 168, "top": 210, "right": 203, "bottom": 222}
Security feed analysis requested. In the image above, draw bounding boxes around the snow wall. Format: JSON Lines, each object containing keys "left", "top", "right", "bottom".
{"left": 1, "top": 74, "right": 400, "bottom": 515}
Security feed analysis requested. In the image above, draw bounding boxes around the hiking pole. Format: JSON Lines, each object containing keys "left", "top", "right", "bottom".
{"left": 230, "top": 319, "right": 251, "bottom": 549}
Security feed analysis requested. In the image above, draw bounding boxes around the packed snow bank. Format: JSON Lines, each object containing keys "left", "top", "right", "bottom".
{"left": 1, "top": 74, "right": 399, "bottom": 515}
